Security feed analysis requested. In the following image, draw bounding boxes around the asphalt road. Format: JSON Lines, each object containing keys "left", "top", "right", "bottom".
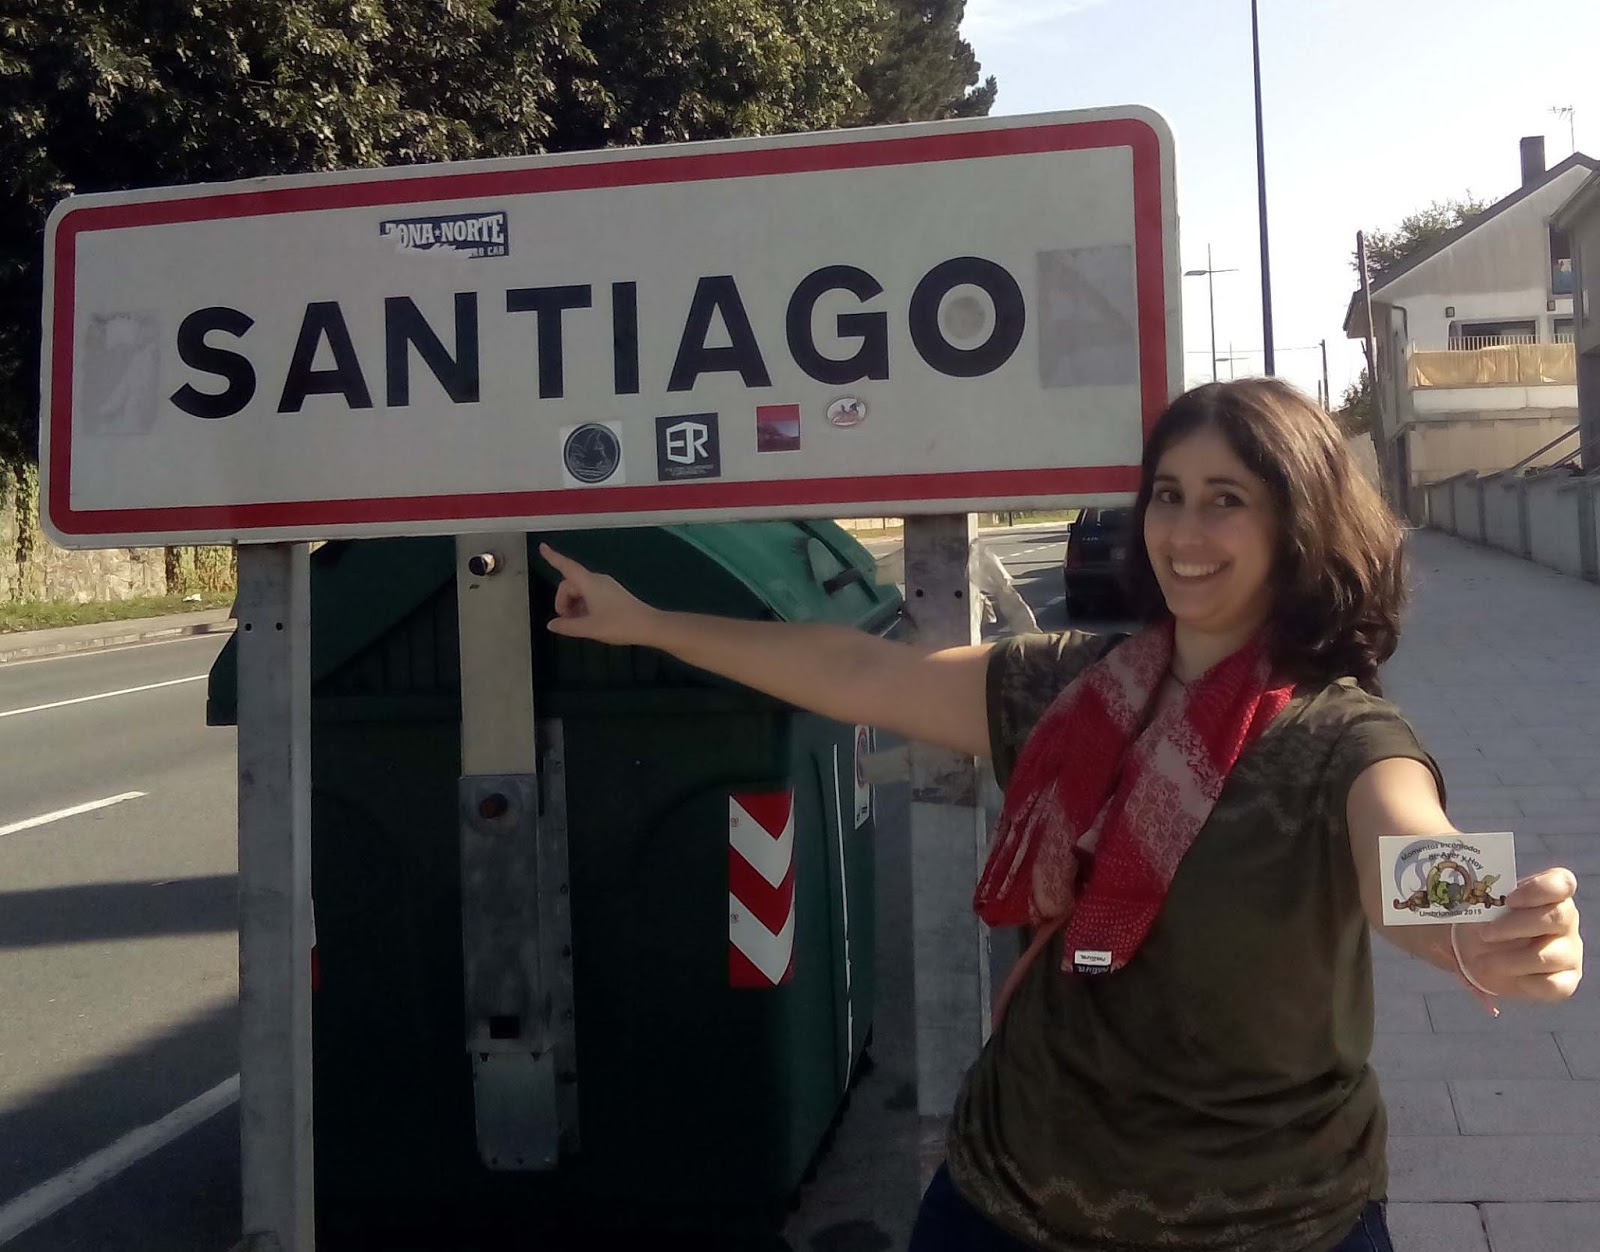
{"left": 0, "top": 526, "right": 1114, "bottom": 1252}
{"left": 0, "top": 634, "right": 240, "bottom": 1251}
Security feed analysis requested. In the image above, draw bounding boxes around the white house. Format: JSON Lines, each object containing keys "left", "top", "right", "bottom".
{"left": 1344, "top": 137, "right": 1594, "bottom": 515}
{"left": 1552, "top": 170, "right": 1600, "bottom": 464}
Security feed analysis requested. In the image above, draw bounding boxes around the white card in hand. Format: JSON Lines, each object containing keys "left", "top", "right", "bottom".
{"left": 1379, "top": 833, "right": 1517, "bottom": 927}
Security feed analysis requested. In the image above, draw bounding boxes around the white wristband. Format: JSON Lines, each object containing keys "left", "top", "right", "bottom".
{"left": 1451, "top": 923, "right": 1498, "bottom": 998}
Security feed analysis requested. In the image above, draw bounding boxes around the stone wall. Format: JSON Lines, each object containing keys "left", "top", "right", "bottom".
{"left": 0, "top": 473, "right": 215, "bottom": 603}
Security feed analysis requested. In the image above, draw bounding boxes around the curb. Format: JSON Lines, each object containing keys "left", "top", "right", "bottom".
{"left": 0, "top": 617, "right": 236, "bottom": 666}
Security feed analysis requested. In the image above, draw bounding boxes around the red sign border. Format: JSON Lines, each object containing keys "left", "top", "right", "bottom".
{"left": 48, "top": 117, "right": 1169, "bottom": 539}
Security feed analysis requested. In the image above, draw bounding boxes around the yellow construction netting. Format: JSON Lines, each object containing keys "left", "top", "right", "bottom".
{"left": 1409, "top": 344, "right": 1577, "bottom": 388}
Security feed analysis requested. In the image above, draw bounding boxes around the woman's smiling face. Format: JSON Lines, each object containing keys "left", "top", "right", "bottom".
{"left": 1142, "top": 422, "right": 1278, "bottom": 641}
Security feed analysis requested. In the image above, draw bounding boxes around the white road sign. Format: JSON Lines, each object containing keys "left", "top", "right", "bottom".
{"left": 41, "top": 107, "right": 1180, "bottom": 548}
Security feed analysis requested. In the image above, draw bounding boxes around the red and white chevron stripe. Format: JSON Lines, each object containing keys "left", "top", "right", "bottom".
{"left": 728, "top": 790, "right": 796, "bottom": 988}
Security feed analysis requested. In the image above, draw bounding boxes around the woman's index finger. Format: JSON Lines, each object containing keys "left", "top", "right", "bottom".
{"left": 539, "top": 543, "right": 586, "bottom": 578}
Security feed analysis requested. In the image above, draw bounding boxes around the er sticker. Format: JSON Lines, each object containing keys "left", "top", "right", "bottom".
{"left": 1379, "top": 833, "right": 1517, "bottom": 927}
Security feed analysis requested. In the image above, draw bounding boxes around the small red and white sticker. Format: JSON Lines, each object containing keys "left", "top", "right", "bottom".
{"left": 728, "top": 791, "right": 796, "bottom": 988}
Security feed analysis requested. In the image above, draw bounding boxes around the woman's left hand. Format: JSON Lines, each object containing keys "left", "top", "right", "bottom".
{"left": 1456, "top": 868, "right": 1583, "bottom": 1002}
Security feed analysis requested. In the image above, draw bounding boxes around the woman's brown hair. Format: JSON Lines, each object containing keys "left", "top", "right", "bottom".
{"left": 1122, "top": 378, "right": 1405, "bottom": 694}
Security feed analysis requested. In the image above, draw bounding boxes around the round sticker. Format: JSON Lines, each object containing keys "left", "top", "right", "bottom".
{"left": 827, "top": 397, "right": 868, "bottom": 428}
{"left": 563, "top": 422, "right": 622, "bottom": 484}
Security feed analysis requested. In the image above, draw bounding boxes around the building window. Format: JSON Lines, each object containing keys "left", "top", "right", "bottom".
{"left": 1554, "top": 316, "right": 1575, "bottom": 343}
{"left": 1449, "top": 319, "right": 1537, "bottom": 348}
{"left": 1551, "top": 226, "right": 1574, "bottom": 296}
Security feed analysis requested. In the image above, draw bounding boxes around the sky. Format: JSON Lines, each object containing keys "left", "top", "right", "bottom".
{"left": 960, "top": 0, "right": 1600, "bottom": 404}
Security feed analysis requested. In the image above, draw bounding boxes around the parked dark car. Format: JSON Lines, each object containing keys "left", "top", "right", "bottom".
{"left": 1062, "top": 506, "right": 1132, "bottom": 617}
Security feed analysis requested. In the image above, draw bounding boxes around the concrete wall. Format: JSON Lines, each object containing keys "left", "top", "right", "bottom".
{"left": 1482, "top": 477, "right": 1526, "bottom": 555}
{"left": 1525, "top": 476, "right": 1587, "bottom": 577}
{"left": 1570, "top": 199, "right": 1600, "bottom": 354}
{"left": 1450, "top": 474, "right": 1485, "bottom": 542}
{"left": 1404, "top": 415, "right": 1575, "bottom": 485}
{"left": 1582, "top": 349, "right": 1600, "bottom": 469}
{"left": 1420, "top": 480, "right": 1452, "bottom": 531}
{"left": 1396, "top": 288, "right": 1571, "bottom": 350}
{"left": 1411, "top": 387, "right": 1578, "bottom": 416}
{"left": 1345, "top": 434, "right": 1381, "bottom": 490}
{"left": 1592, "top": 482, "right": 1600, "bottom": 578}
{"left": 1573, "top": 213, "right": 1600, "bottom": 464}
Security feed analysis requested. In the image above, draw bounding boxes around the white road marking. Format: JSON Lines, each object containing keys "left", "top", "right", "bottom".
{"left": 0, "top": 792, "right": 147, "bottom": 839}
{"left": 0, "top": 1075, "right": 240, "bottom": 1244}
{"left": 0, "top": 633, "right": 223, "bottom": 669}
{"left": 0, "top": 675, "right": 206, "bottom": 720}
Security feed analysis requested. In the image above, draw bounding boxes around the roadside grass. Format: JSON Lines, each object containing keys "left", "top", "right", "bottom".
{"left": 0, "top": 592, "right": 234, "bottom": 634}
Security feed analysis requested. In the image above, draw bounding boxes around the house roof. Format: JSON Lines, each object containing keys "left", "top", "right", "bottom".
{"left": 1552, "top": 169, "right": 1600, "bottom": 231}
{"left": 1343, "top": 151, "right": 1598, "bottom": 339}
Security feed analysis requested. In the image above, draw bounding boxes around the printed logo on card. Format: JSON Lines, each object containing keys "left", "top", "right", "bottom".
{"left": 1379, "top": 833, "right": 1516, "bottom": 927}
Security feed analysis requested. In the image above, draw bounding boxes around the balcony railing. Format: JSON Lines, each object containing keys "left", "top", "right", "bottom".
{"left": 1445, "top": 334, "right": 1538, "bottom": 350}
{"left": 1409, "top": 340, "right": 1577, "bottom": 389}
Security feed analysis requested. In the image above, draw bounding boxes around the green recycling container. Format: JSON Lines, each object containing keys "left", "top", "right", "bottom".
{"left": 208, "top": 520, "right": 901, "bottom": 1246}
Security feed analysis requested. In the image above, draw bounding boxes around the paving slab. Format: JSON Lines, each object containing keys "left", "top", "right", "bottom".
{"left": 1482, "top": 1203, "right": 1600, "bottom": 1252}
{"left": 1375, "top": 983, "right": 1435, "bottom": 1032}
{"left": 1450, "top": 1079, "right": 1600, "bottom": 1135}
{"left": 1559, "top": 1033, "right": 1600, "bottom": 1079}
{"left": 1370, "top": 1030, "right": 1571, "bottom": 1082}
{"left": 1426, "top": 989, "right": 1600, "bottom": 1033}
{"left": 1385, "top": 1204, "right": 1490, "bottom": 1252}
{"left": 1387, "top": 1135, "right": 1600, "bottom": 1201}
{"left": 1384, "top": 1081, "right": 1459, "bottom": 1136}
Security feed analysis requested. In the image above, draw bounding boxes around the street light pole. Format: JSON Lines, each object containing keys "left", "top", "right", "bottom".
{"left": 1206, "top": 244, "right": 1218, "bottom": 382}
{"left": 1252, "top": 0, "right": 1275, "bottom": 375}
{"left": 1183, "top": 245, "right": 1239, "bottom": 383}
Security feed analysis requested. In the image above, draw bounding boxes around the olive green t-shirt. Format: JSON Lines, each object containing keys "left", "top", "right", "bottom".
{"left": 946, "top": 631, "right": 1444, "bottom": 1252}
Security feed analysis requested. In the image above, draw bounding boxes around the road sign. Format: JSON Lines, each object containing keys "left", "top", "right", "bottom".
{"left": 42, "top": 107, "right": 1179, "bottom": 549}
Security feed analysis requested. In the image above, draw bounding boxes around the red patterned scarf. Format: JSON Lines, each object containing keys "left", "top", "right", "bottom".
{"left": 974, "top": 622, "right": 1294, "bottom": 988}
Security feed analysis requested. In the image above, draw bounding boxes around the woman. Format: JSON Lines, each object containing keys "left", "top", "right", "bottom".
{"left": 541, "top": 380, "right": 1583, "bottom": 1252}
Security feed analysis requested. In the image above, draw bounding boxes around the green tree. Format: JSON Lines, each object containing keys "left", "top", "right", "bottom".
{"left": 855, "top": 0, "right": 995, "bottom": 124}
{"left": 0, "top": 0, "right": 908, "bottom": 465}
{"left": 1355, "top": 194, "right": 1493, "bottom": 281}
{"left": 1336, "top": 367, "right": 1374, "bottom": 437}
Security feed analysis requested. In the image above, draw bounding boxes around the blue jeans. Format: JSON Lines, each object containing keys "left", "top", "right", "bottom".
{"left": 908, "top": 1164, "right": 1395, "bottom": 1252}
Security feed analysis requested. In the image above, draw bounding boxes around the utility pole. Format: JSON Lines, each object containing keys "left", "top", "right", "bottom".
{"left": 1321, "top": 338, "right": 1331, "bottom": 411}
{"left": 1251, "top": 0, "right": 1276, "bottom": 374}
{"left": 1356, "top": 230, "right": 1394, "bottom": 507}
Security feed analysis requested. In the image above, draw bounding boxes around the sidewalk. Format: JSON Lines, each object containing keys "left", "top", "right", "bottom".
{"left": 0, "top": 608, "right": 234, "bottom": 664}
{"left": 1376, "top": 530, "right": 1600, "bottom": 1252}
{"left": 786, "top": 529, "right": 1600, "bottom": 1252}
